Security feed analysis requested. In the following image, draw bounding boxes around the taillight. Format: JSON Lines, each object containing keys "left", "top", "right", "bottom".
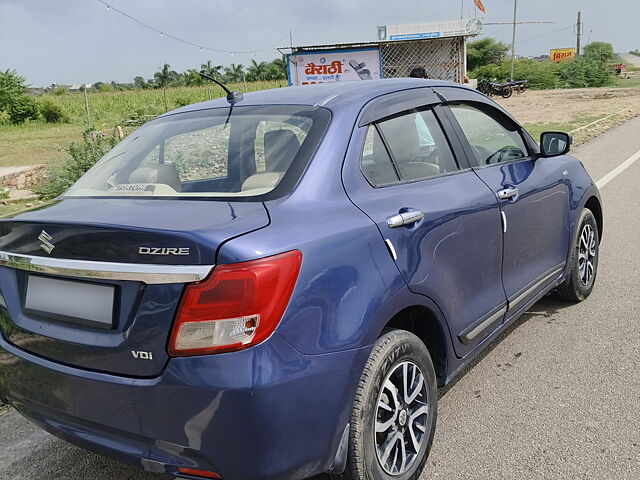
{"left": 177, "top": 467, "right": 221, "bottom": 479}
{"left": 168, "top": 250, "right": 302, "bottom": 357}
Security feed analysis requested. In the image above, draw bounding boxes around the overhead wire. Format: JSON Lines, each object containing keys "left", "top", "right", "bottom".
{"left": 94, "top": 0, "right": 288, "bottom": 55}
{"left": 517, "top": 24, "right": 574, "bottom": 44}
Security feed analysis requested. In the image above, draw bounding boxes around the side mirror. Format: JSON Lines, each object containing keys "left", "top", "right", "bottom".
{"left": 540, "top": 131, "right": 572, "bottom": 157}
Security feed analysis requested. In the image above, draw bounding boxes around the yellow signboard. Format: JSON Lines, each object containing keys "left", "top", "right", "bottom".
{"left": 550, "top": 48, "right": 576, "bottom": 63}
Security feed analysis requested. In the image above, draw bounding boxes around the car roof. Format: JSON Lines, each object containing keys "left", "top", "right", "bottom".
{"left": 163, "top": 78, "right": 477, "bottom": 117}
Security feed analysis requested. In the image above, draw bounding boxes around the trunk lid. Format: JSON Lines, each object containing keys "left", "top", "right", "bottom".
{"left": 0, "top": 198, "right": 269, "bottom": 377}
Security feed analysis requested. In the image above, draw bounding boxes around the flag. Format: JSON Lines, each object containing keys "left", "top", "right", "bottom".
{"left": 474, "top": 0, "right": 486, "bottom": 14}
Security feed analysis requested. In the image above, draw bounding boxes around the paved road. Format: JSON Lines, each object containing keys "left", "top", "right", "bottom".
{"left": 619, "top": 53, "right": 640, "bottom": 68}
{"left": 1, "top": 117, "right": 640, "bottom": 479}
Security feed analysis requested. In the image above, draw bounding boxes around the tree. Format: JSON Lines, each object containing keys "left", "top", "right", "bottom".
{"left": 154, "top": 63, "right": 178, "bottom": 88}
{"left": 467, "top": 38, "right": 509, "bottom": 72}
{"left": 583, "top": 42, "right": 615, "bottom": 64}
{"left": 200, "top": 60, "right": 224, "bottom": 79}
{"left": 270, "top": 56, "right": 287, "bottom": 79}
{"left": 184, "top": 69, "right": 204, "bottom": 86}
{"left": 247, "top": 60, "right": 268, "bottom": 81}
{"left": 223, "top": 63, "right": 245, "bottom": 83}
{"left": 133, "top": 76, "right": 147, "bottom": 89}
{"left": 154, "top": 63, "right": 178, "bottom": 111}
{"left": 0, "top": 69, "right": 39, "bottom": 124}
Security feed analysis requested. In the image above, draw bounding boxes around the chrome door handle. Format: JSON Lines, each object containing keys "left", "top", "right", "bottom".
{"left": 386, "top": 210, "right": 424, "bottom": 228}
{"left": 497, "top": 187, "right": 518, "bottom": 200}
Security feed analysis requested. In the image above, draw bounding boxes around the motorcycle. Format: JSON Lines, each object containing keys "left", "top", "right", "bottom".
{"left": 507, "top": 80, "right": 528, "bottom": 94}
{"left": 477, "top": 79, "right": 513, "bottom": 98}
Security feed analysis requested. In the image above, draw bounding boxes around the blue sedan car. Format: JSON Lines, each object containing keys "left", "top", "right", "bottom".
{"left": 0, "top": 79, "right": 602, "bottom": 480}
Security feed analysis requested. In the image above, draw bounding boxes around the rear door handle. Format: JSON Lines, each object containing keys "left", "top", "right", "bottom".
{"left": 497, "top": 187, "right": 518, "bottom": 200}
{"left": 387, "top": 209, "right": 424, "bottom": 228}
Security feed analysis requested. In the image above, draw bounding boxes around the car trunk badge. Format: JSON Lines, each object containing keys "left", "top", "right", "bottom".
{"left": 38, "top": 230, "right": 55, "bottom": 254}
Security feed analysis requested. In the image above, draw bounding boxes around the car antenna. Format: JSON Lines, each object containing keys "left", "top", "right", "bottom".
{"left": 199, "top": 71, "right": 244, "bottom": 103}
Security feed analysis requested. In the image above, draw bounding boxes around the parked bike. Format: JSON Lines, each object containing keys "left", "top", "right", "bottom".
{"left": 507, "top": 80, "right": 528, "bottom": 94}
{"left": 478, "top": 79, "right": 513, "bottom": 98}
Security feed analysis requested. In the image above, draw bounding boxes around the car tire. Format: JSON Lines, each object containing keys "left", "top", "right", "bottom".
{"left": 556, "top": 208, "right": 599, "bottom": 302}
{"left": 334, "top": 329, "right": 437, "bottom": 480}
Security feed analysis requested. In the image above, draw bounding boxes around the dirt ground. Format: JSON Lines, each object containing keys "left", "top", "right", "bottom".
{"left": 494, "top": 86, "right": 640, "bottom": 125}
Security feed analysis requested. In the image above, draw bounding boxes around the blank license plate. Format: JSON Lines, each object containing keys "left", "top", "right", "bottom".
{"left": 25, "top": 275, "right": 115, "bottom": 327}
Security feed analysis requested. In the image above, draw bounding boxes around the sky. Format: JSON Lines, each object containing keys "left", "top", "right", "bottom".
{"left": 0, "top": 0, "right": 638, "bottom": 86}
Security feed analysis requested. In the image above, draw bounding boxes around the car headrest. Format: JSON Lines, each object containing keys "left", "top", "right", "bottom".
{"left": 128, "top": 164, "right": 182, "bottom": 192}
{"left": 264, "top": 130, "right": 300, "bottom": 172}
{"left": 241, "top": 171, "right": 284, "bottom": 192}
{"left": 384, "top": 115, "right": 420, "bottom": 165}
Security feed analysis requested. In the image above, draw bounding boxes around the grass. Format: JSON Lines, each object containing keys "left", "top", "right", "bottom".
{"left": 0, "top": 123, "right": 82, "bottom": 167}
{"left": 616, "top": 76, "right": 640, "bottom": 88}
{"left": 523, "top": 114, "right": 606, "bottom": 140}
{"left": 0, "top": 80, "right": 286, "bottom": 168}
{"left": 0, "top": 199, "right": 52, "bottom": 218}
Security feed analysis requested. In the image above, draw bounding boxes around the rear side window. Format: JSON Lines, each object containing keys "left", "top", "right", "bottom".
{"left": 361, "top": 109, "right": 459, "bottom": 187}
{"left": 360, "top": 126, "right": 399, "bottom": 187}
{"left": 449, "top": 103, "right": 528, "bottom": 166}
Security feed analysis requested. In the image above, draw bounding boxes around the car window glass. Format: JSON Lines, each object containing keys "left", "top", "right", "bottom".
{"left": 377, "top": 110, "right": 459, "bottom": 182}
{"left": 162, "top": 124, "right": 230, "bottom": 182}
{"left": 360, "top": 125, "right": 399, "bottom": 187}
{"left": 449, "top": 103, "right": 527, "bottom": 166}
{"left": 65, "top": 107, "right": 328, "bottom": 198}
{"left": 254, "top": 120, "right": 311, "bottom": 173}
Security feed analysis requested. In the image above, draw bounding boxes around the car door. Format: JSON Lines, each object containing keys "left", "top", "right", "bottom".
{"left": 444, "top": 101, "right": 571, "bottom": 316}
{"left": 342, "top": 93, "right": 508, "bottom": 357}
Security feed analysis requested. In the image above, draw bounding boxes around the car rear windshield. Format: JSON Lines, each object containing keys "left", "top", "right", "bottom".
{"left": 65, "top": 105, "right": 330, "bottom": 199}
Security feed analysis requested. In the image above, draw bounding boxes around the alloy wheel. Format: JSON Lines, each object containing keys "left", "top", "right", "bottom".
{"left": 374, "top": 361, "right": 429, "bottom": 476}
{"left": 578, "top": 224, "right": 597, "bottom": 285}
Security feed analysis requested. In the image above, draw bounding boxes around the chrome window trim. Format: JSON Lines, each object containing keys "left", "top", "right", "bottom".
{"left": 0, "top": 251, "right": 213, "bottom": 284}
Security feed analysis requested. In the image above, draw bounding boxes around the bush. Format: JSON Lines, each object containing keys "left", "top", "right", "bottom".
{"left": 556, "top": 57, "right": 614, "bottom": 88}
{"left": 0, "top": 110, "right": 10, "bottom": 126}
{"left": 472, "top": 59, "right": 560, "bottom": 89}
{"left": 34, "top": 127, "right": 118, "bottom": 199}
{"left": 0, "top": 69, "right": 40, "bottom": 124}
{"left": 472, "top": 56, "right": 614, "bottom": 90}
{"left": 7, "top": 94, "right": 40, "bottom": 123}
{"left": 38, "top": 98, "right": 69, "bottom": 123}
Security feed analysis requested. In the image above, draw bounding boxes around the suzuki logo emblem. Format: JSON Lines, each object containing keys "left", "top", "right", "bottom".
{"left": 38, "top": 230, "right": 55, "bottom": 254}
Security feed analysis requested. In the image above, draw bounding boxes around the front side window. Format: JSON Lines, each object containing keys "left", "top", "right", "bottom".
{"left": 361, "top": 109, "right": 459, "bottom": 187}
{"left": 65, "top": 106, "right": 328, "bottom": 199}
{"left": 449, "top": 103, "right": 528, "bottom": 166}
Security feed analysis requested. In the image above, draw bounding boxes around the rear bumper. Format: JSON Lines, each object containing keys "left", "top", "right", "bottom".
{"left": 0, "top": 332, "right": 369, "bottom": 480}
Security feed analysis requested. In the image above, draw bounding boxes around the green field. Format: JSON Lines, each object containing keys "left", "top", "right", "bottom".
{"left": 0, "top": 80, "right": 286, "bottom": 168}
{"left": 616, "top": 76, "right": 640, "bottom": 88}
{"left": 41, "top": 80, "right": 285, "bottom": 125}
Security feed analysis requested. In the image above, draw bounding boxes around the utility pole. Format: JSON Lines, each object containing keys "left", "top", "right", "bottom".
{"left": 576, "top": 11, "right": 582, "bottom": 55}
{"left": 510, "top": 0, "right": 518, "bottom": 81}
{"left": 83, "top": 86, "right": 90, "bottom": 120}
